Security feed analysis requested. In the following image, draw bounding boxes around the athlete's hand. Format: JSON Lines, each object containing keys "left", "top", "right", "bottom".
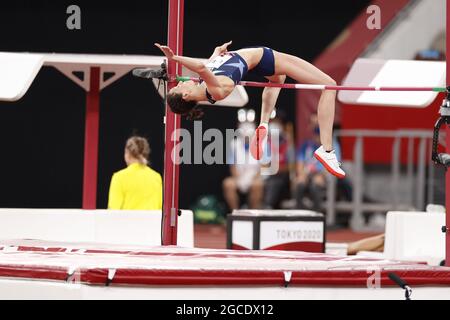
{"left": 215, "top": 40, "right": 232, "bottom": 55}
{"left": 155, "top": 43, "right": 176, "bottom": 60}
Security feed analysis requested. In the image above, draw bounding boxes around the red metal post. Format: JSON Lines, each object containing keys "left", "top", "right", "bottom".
{"left": 446, "top": 0, "right": 450, "bottom": 266}
{"left": 162, "top": 0, "right": 183, "bottom": 245}
{"left": 82, "top": 67, "right": 101, "bottom": 209}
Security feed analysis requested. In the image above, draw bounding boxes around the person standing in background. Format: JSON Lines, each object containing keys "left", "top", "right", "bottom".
{"left": 108, "top": 136, "right": 162, "bottom": 210}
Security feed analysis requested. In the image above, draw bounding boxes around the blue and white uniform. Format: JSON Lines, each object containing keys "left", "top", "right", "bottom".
{"left": 204, "top": 46, "right": 275, "bottom": 104}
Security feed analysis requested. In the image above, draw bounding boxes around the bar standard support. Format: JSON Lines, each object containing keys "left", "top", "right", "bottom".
{"left": 162, "top": 0, "right": 184, "bottom": 245}
{"left": 446, "top": 0, "right": 450, "bottom": 266}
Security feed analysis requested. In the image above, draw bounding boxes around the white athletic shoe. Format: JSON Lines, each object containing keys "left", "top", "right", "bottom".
{"left": 314, "top": 146, "right": 346, "bottom": 179}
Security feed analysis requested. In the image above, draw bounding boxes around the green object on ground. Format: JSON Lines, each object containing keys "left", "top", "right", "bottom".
{"left": 191, "top": 195, "right": 226, "bottom": 224}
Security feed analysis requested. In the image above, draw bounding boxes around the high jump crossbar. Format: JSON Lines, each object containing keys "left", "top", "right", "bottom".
{"left": 176, "top": 76, "right": 446, "bottom": 92}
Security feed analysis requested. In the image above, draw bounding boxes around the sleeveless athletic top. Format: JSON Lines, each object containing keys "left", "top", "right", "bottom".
{"left": 203, "top": 47, "right": 275, "bottom": 104}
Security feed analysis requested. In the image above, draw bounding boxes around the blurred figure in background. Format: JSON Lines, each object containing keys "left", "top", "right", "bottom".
{"left": 223, "top": 112, "right": 263, "bottom": 210}
{"left": 262, "top": 111, "right": 295, "bottom": 209}
{"left": 295, "top": 126, "right": 330, "bottom": 212}
{"left": 415, "top": 29, "right": 446, "bottom": 61}
{"left": 108, "top": 136, "right": 162, "bottom": 210}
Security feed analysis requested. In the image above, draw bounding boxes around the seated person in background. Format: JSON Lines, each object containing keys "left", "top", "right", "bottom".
{"left": 296, "top": 126, "right": 342, "bottom": 212}
{"left": 108, "top": 136, "right": 162, "bottom": 210}
{"left": 415, "top": 30, "right": 446, "bottom": 61}
{"left": 223, "top": 121, "right": 263, "bottom": 210}
{"left": 262, "top": 112, "right": 295, "bottom": 209}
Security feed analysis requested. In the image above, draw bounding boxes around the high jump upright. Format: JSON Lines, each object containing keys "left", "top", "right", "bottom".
{"left": 445, "top": 0, "right": 449, "bottom": 267}
{"left": 162, "top": 0, "right": 184, "bottom": 245}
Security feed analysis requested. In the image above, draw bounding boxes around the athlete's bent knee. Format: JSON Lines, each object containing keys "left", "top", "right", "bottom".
{"left": 325, "top": 77, "right": 337, "bottom": 86}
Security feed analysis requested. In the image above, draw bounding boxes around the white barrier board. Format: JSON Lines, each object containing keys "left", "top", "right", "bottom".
{"left": 384, "top": 211, "right": 445, "bottom": 265}
{"left": 0, "top": 209, "right": 194, "bottom": 247}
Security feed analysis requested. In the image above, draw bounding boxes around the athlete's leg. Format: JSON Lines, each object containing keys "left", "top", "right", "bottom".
{"left": 274, "top": 52, "right": 345, "bottom": 178}
{"left": 261, "top": 75, "right": 286, "bottom": 124}
{"left": 274, "top": 52, "right": 336, "bottom": 151}
{"left": 251, "top": 75, "right": 286, "bottom": 160}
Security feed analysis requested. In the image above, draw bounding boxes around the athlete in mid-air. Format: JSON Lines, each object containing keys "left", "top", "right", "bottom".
{"left": 155, "top": 41, "right": 345, "bottom": 178}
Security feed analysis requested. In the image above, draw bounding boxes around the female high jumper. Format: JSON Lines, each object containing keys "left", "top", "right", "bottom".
{"left": 155, "top": 41, "right": 345, "bottom": 178}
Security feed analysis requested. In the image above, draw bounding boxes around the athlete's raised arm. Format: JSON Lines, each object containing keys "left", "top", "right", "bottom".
{"left": 155, "top": 43, "right": 226, "bottom": 100}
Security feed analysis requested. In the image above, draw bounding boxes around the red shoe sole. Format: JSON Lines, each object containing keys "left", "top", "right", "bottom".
{"left": 314, "top": 152, "right": 346, "bottom": 179}
{"left": 250, "top": 126, "right": 268, "bottom": 160}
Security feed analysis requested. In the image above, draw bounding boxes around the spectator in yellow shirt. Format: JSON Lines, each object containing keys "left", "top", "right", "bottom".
{"left": 108, "top": 136, "right": 162, "bottom": 210}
